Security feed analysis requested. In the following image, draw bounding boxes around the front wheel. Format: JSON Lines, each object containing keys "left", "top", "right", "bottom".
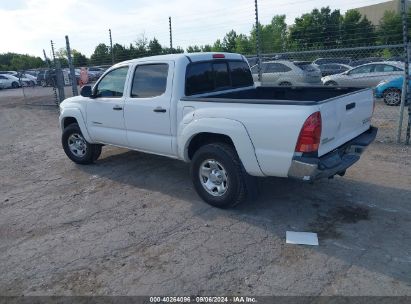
{"left": 190, "top": 143, "right": 247, "bottom": 208}
{"left": 11, "top": 82, "right": 19, "bottom": 88}
{"left": 62, "top": 123, "right": 102, "bottom": 164}
{"left": 383, "top": 88, "right": 401, "bottom": 106}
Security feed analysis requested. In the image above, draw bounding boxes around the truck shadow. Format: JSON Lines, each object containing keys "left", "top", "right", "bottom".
{"left": 77, "top": 148, "right": 411, "bottom": 287}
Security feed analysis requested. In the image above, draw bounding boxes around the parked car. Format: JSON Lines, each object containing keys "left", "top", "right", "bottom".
{"left": 251, "top": 60, "right": 322, "bottom": 86}
{"left": 374, "top": 76, "right": 411, "bottom": 106}
{"left": 88, "top": 67, "right": 105, "bottom": 80}
{"left": 37, "top": 69, "right": 56, "bottom": 87}
{"left": 317, "top": 63, "right": 351, "bottom": 77}
{"left": 0, "top": 70, "right": 18, "bottom": 76}
{"left": 350, "top": 57, "right": 384, "bottom": 67}
{"left": 321, "top": 62, "right": 404, "bottom": 87}
{"left": 16, "top": 73, "right": 37, "bottom": 86}
{"left": 59, "top": 52, "right": 376, "bottom": 208}
{"left": 0, "top": 74, "right": 21, "bottom": 88}
{"left": 312, "top": 57, "right": 352, "bottom": 65}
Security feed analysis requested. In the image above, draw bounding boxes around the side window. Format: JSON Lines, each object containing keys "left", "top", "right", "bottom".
{"left": 95, "top": 66, "right": 129, "bottom": 98}
{"left": 131, "top": 64, "right": 169, "bottom": 98}
{"left": 0, "top": 75, "right": 5, "bottom": 79}
{"left": 375, "top": 64, "right": 402, "bottom": 72}
{"left": 265, "top": 63, "right": 291, "bottom": 73}
{"left": 229, "top": 61, "right": 253, "bottom": 87}
{"left": 348, "top": 65, "right": 373, "bottom": 75}
{"left": 185, "top": 62, "right": 214, "bottom": 95}
{"left": 213, "top": 62, "right": 230, "bottom": 89}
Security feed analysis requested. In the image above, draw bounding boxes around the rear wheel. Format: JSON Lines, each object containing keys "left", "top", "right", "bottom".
{"left": 11, "top": 82, "right": 19, "bottom": 88}
{"left": 190, "top": 143, "right": 247, "bottom": 208}
{"left": 41, "top": 80, "right": 47, "bottom": 87}
{"left": 62, "top": 123, "right": 102, "bottom": 164}
{"left": 383, "top": 88, "right": 401, "bottom": 106}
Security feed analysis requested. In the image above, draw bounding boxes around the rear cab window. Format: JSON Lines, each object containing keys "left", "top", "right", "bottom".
{"left": 185, "top": 60, "right": 253, "bottom": 96}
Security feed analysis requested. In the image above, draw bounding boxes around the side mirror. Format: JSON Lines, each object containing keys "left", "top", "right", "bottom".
{"left": 80, "top": 85, "right": 92, "bottom": 97}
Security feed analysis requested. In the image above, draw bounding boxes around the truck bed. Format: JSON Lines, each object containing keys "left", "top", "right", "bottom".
{"left": 181, "top": 86, "right": 367, "bottom": 105}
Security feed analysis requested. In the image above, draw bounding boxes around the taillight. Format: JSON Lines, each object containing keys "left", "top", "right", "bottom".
{"left": 213, "top": 54, "right": 225, "bottom": 59}
{"left": 295, "top": 111, "right": 322, "bottom": 153}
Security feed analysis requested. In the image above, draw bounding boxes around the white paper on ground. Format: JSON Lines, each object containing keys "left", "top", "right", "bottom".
{"left": 286, "top": 231, "right": 319, "bottom": 246}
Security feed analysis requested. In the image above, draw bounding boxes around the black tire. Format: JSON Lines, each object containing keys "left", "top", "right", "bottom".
{"left": 324, "top": 81, "right": 338, "bottom": 86}
{"left": 190, "top": 143, "right": 247, "bottom": 208}
{"left": 62, "top": 123, "right": 101, "bottom": 164}
{"left": 279, "top": 81, "right": 292, "bottom": 86}
{"left": 41, "top": 80, "right": 47, "bottom": 87}
{"left": 383, "top": 88, "right": 401, "bottom": 106}
{"left": 11, "top": 82, "right": 19, "bottom": 88}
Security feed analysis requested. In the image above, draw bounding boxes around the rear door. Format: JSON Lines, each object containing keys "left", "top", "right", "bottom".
{"left": 123, "top": 61, "right": 174, "bottom": 156}
{"left": 318, "top": 89, "right": 374, "bottom": 156}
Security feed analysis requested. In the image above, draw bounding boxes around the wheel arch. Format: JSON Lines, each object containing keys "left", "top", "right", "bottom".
{"left": 179, "top": 118, "right": 264, "bottom": 176}
{"left": 59, "top": 108, "right": 92, "bottom": 143}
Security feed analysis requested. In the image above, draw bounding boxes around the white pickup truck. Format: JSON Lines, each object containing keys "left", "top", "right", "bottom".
{"left": 59, "top": 52, "right": 377, "bottom": 208}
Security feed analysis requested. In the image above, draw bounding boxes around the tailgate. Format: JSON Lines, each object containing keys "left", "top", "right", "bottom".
{"left": 318, "top": 88, "right": 374, "bottom": 157}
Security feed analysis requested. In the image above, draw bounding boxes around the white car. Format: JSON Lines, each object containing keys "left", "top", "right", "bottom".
{"left": 59, "top": 52, "right": 376, "bottom": 208}
{"left": 251, "top": 60, "right": 322, "bottom": 86}
{"left": 0, "top": 74, "right": 21, "bottom": 88}
{"left": 321, "top": 62, "right": 404, "bottom": 87}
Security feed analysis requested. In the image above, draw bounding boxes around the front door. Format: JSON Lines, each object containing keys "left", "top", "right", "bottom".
{"left": 123, "top": 62, "right": 174, "bottom": 156}
{"left": 86, "top": 65, "right": 129, "bottom": 146}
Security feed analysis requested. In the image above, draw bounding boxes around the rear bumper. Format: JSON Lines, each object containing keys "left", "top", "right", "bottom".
{"left": 288, "top": 126, "right": 378, "bottom": 181}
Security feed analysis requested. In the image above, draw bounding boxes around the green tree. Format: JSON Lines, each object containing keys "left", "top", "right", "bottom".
{"left": 222, "top": 30, "right": 238, "bottom": 52}
{"left": 341, "top": 10, "right": 375, "bottom": 47}
{"left": 289, "top": 7, "right": 341, "bottom": 49}
{"left": 235, "top": 34, "right": 253, "bottom": 54}
{"left": 186, "top": 45, "right": 202, "bottom": 53}
{"left": 90, "top": 43, "right": 111, "bottom": 65}
{"left": 212, "top": 39, "right": 224, "bottom": 52}
{"left": 0, "top": 53, "right": 45, "bottom": 70}
{"left": 148, "top": 38, "right": 163, "bottom": 55}
{"left": 72, "top": 50, "right": 88, "bottom": 67}
{"left": 377, "top": 10, "right": 402, "bottom": 45}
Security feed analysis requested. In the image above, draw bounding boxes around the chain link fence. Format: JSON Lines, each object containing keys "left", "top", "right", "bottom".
{"left": 4, "top": 2, "right": 411, "bottom": 145}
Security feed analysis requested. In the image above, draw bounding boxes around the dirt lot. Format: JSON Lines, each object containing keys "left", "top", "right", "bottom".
{"left": 0, "top": 87, "right": 410, "bottom": 296}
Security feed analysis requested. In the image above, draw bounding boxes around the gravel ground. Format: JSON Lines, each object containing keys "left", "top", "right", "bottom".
{"left": 0, "top": 88, "right": 410, "bottom": 296}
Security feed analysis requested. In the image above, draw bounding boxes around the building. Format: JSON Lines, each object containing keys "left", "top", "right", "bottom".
{"left": 355, "top": 0, "right": 410, "bottom": 25}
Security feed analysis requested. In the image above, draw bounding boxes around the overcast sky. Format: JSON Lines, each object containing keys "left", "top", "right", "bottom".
{"left": 0, "top": 0, "right": 388, "bottom": 58}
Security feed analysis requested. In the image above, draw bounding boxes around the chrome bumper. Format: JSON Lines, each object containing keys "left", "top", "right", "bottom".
{"left": 288, "top": 127, "right": 378, "bottom": 181}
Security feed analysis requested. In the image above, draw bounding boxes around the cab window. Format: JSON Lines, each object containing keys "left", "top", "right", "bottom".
{"left": 131, "top": 64, "right": 169, "bottom": 98}
{"left": 94, "top": 66, "right": 129, "bottom": 98}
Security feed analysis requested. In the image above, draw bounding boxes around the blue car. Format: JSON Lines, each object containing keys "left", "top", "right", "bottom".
{"left": 374, "top": 76, "right": 410, "bottom": 106}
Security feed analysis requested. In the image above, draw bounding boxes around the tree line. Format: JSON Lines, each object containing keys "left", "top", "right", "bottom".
{"left": 0, "top": 6, "right": 409, "bottom": 70}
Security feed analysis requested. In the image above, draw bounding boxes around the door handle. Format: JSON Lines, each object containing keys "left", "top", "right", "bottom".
{"left": 153, "top": 107, "right": 166, "bottom": 113}
{"left": 346, "top": 102, "right": 356, "bottom": 110}
{"left": 113, "top": 105, "right": 123, "bottom": 111}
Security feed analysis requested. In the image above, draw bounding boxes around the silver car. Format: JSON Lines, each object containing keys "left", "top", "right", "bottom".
{"left": 321, "top": 61, "right": 404, "bottom": 87}
{"left": 251, "top": 60, "right": 322, "bottom": 86}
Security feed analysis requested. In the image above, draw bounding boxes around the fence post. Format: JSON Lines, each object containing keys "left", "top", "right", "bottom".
{"left": 397, "top": 0, "right": 410, "bottom": 143}
{"left": 109, "top": 29, "right": 114, "bottom": 64}
{"left": 65, "top": 35, "right": 79, "bottom": 96}
{"left": 254, "top": 0, "right": 262, "bottom": 82}
{"left": 169, "top": 17, "right": 173, "bottom": 54}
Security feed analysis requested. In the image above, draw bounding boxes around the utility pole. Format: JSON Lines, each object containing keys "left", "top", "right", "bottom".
{"left": 397, "top": 0, "right": 410, "bottom": 144}
{"left": 254, "top": 0, "right": 262, "bottom": 82}
{"left": 65, "top": 35, "right": 78, "bottom": 96}
{"left": 169, "top": 16, "right": 173, "bottom": 53}
{"left": 109, "top": 29, "right": 114, "bottom": 65}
